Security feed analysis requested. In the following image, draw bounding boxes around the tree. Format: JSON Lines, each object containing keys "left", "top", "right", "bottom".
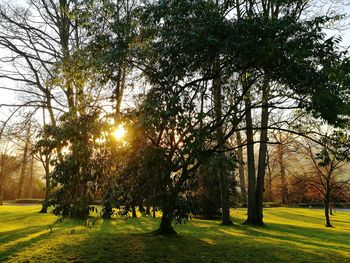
{"left": 235, "top": 130, "right": 247, "bottom": 204}
{"left": 231, "top": 4, "right": 350, "bottom": 225}
{"left": 267, "top": 119, "right": 300, "bottom": 205}
{"left": 41, "top": 111, "right": 108, "bottom": 218}
{"left": 0, "top": 138, "right": 17, "bottom": 205}
{"left": 17, "top": 121, "right": 31, "bottom": 199}
{"left": 35, "top": 110, "right": 54, "bottom": 213}
{"left": 134, "top": 0, "right": 243, "bottom": 231}
{"left": 191, "top": 154, "right": 236, "bottom": 219}
{"left": 0, "top": 0, "right": 96, "bottom": 212}
{"left": 297, "top": 130, "right": 350, "bottom": 227}
{"left": 86, "top": 0, "right": 350, "bottom": 229}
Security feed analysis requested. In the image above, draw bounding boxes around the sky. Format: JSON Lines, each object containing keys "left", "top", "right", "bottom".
{"left": 0, "top": 1, "right": 350, "bottom": 124}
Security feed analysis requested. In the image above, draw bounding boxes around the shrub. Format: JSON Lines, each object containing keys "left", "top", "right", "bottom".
{"left": 15, "top": 198, "right": 43, "bottom": 204}
{"left": 263, "top": 202, "right": 281, "bottom": 208}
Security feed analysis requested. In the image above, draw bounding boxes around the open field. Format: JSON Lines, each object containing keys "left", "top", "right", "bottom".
{"left": 0, "top": 206, "right": 349, "bottom": 262}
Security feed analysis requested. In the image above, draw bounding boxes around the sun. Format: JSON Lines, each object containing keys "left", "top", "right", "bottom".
{"left": 113, "top": 124, "right": 126, "bottom": 140}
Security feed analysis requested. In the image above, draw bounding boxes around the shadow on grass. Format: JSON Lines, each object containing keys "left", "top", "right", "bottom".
{"left": 183, "top": 218, "right": 350, "bottom": 262}
{"left": 49, "top": 218, "right": 349, "bottom": 263}
{"left": 0, "top": 219, "right": 83, "bottom": 262}
{"left": 234, "top": 223, "right": 350, "bottom": 251}
{"left": 2, "top": 213, "right": 350, "bottom": 263}
{"left": 56, "top": 220, "right": 217, "bottom": 263}
{"left": 268, "top": 223, "right": 350, "bottom": 245}
{"left": 195, "top": 217, "right": 350, "bottom": 247}
{"left": 0, "top": 225, "right": 59, "bottom": 261}
{"left": 0, "top": 226, "right": 49, "bottom": 244}
{"left": 266, "top": 209, "right": 326, "bottom": 222}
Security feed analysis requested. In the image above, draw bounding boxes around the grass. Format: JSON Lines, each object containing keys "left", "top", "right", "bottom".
{"left": 0, "top": 206, "right": 350, "bottom": 262}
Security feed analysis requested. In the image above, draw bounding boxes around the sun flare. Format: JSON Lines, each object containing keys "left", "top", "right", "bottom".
{"left": 113, "top": 124, "right": 126, "bottom": 140}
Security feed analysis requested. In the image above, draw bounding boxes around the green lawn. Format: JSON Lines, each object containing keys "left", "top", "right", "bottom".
{"left": 0, "top": 206, "right": 349, "bottom": 262}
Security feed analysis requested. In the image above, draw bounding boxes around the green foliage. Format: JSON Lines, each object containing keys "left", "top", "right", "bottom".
{"left": 38, "top": 0, "right": 350, "bottom": 227}
{"left": 192, "top": 153, "right": 237, "bottom": 218}
{"left": 94, "top": 0, "right": 350, "bottom": 229}
{"left": 140, "top": 0, "right": 350, "bottom": 127}
{"left": 139, "top": 0, "right": 229, "bottom": 81}
{"left": 79, "top": 0, "right": 138, "bottom": 87}
{"left": 229, "top": 15, "right": 350, "bottom": 125}
{"left": 316, "top": 131, "right": 350, "bottom": 166}
{"left": 43, "top": 112, "right": 110, "bottom": 219}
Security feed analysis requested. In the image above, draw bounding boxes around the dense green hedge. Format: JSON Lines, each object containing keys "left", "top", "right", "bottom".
{"left": 237, "top": 202, "right": 282, "bottom": 208}
{"left": 14, "top": 198, "right": 43, "bottom": 204}
{"left": 263, "top": 202, "right": 281, "bottom": 208}
{"left": 289, "top": 203, "right": 350, "bottom": 208}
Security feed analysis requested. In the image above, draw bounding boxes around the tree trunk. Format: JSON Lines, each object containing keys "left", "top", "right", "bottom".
{"left": 156, "top": 211, "right": 176, "bottom": 234}
{"left": 236, "top": 131, "right": 247, "bottom": 204}
{"left": 324, "top": 199, "right": 332, "bottom": 227}
{"left": 324, "top": 181, "right": 332, "bottom": 227}
{"left": 152, "top": 188, "right": 156, "bottom": 218}
{"left": 212, "top": 62, "right": 232, "bottom": 226}
{"left": 28, "top": 154, "right": 34, "bottom": 198}
{"left": 152, "top": 206, "right": 156, "bottom": 218}
{"left": 59, "top": 0, "right": 75, "bottom": 111}
{"left": 0, "top": 175, "right": 3, "bottom": 206}
{"left": 277, "top": 144, "right": 287, "bottom": 204}
{"left": 40, "top": 163, "right": 50, "bottom": 213}
{"left": 17, "top": 123, "right": 31, "bottom": 199}
{"left": 0, "top": 181, "right": 3, "bottom": 205}
{"left": 0, "top": 155, "right": 4, "bottom": 205}
{"left": 139, "top": 202, "right": 145, "bottom": 213}
{"left": 131, "top": 205, "right": 137, "bottom": 218}
{"left": 146, "top": 204, "right": 151, "bottom": 216}
{"left": 116, "top": 66, "right": 126, "bottom": 117}
{"left": 255, "top": 78, "right": 270, "bottom": 225}
{"left": 244, "top": 92, "right": 257, "bottom": 224}
{"left": 266, "top": 151, "right": 273, "bottom": 202}
{"left": 40, "top": 107, "right": 51, "bottom": 214}
{"left": 219, "top": 168, "right": 233, "bottom": 225}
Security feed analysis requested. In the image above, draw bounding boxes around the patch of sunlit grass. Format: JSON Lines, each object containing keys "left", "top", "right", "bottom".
{"left": 1, "top": 205, "right": 350, "bottom": 262}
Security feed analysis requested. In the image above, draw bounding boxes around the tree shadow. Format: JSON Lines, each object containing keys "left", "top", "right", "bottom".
{"left": 264, "top": 223, "right": 350, "bottom": 248}
{"left": 0, "top": 219, "right": 82, "bottom": 261}
{"left": 266, "top": 209, "right": 326, "bottom": 222}
{"left": 0, "top": 226, "right": 48, "bottom": 244}
{"left": 3, "top": 214, "right": 350, "bottom": 262}
{"left": 54, "top": 224, "right": 219, "bottom": 263}
{"left": 50, "top": 217, "right": 349, "bottom": 263}
{"left": 0, "top": 225, "right": 62, "bottom": 261}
